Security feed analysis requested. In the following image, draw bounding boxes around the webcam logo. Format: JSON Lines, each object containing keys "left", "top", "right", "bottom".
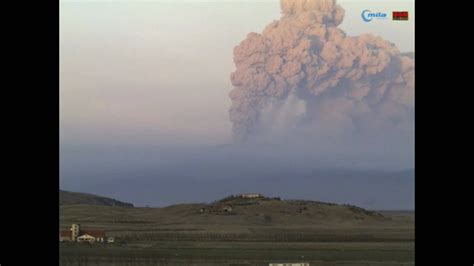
{"left": 361, "top": 10, "right": 387, "bottom": 22}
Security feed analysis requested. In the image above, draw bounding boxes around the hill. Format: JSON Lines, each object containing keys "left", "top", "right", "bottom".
{"left": 60, "top": 190, "right": 134, "bottom": 207}
{"left": 60, "top": 194, "right": 391, "bottom": 227}
{"left": 60, "top": 194, "right": 414, "bottom": 265}
{"left": 63, "top": 167, "right": 414, "bottom": 209}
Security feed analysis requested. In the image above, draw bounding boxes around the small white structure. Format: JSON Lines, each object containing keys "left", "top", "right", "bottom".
{"left": 269, "top": 263, "right": 309, "bottom": 266}
{"left": 78, "top": 234, "right": 98, "bottom": 243}
{"left": 107, "top": 237, "right": 115, "bottom": 243}
{"left": 240, "top": 193, "right": 262, "bottom": 199}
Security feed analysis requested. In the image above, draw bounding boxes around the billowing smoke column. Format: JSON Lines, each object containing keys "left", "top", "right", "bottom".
{"left": 229, "top": 0, "right": 414, "bottom": 143}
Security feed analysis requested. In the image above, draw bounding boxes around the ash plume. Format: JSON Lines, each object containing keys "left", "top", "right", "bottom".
{"left": 229, "top": 0, "right": 414, "bottom": 144}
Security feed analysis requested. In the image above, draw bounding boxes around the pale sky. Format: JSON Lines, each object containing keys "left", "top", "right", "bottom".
{"left": 60, "top": 0, "right": 414, "bottom": 146}
{"left": 60, "top": 0, "right": 415, "bottom": 208}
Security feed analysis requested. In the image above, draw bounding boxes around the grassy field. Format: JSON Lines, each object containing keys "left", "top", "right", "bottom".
{"left": 59, "top": 199, "right": 414, "bottom": 266}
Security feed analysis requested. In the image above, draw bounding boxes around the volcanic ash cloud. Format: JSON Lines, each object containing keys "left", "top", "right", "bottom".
{"left": 229, "top": 0, "right": 414, "bottom": 142}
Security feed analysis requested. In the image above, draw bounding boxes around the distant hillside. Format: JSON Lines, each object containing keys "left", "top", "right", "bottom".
{"left": 64, "top": 166, "right": 414, "bottom": 210}
{"left": 60, "top": 190, "right": 134, "bottom": 207}
{"left": 60, "top": 194, "right": 390, "bottom": 227}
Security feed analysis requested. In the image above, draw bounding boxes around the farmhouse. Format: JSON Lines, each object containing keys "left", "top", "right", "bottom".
{"left": 59, "top": 230, "right": 73, "bottom": 242}
{"left": 77, "top": 229, "right": 106, "bottom": 243}
{"left": 59, "top": 224, "right": 112, "bottom": 243}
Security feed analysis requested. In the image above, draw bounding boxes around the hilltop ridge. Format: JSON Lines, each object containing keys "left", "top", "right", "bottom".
{"left": 60, "top": 193, "right": 389, "bottom": 227}
{"left": 60, "top": 190, "right": 134, "bottom": 208}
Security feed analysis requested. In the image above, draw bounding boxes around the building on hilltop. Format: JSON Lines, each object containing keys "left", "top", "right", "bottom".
{"left": 240, "top": 193, "right": 263, "bottom": 199}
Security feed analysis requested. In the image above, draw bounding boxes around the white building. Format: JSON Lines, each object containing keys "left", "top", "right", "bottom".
{"left": 240, "top": 193, "right": 263, "bottom": 199}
